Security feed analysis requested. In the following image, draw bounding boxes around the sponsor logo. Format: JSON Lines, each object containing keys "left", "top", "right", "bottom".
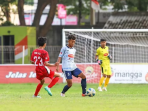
{"left": 68, "top": 54, "right": 74, "bottom": 58}
{"left": 104, "top": 53, "right": 108, "bottom": 56}
{"left": 6, "top": 72, "right": 27, "bottom": 78}
{"left": 145, "top": 73, "right": 148, "bottom": 82}
{"left": 85, "top": 66, "right": 94, "bottom": 74}
{"left": 85, "top": 66, "right": 98, "bottom": 81}
{"left": 5, "top": 72, "right": 36, "bottom": 78}
{"left": 114, "top": 72, "right": 142, "bottom": 79}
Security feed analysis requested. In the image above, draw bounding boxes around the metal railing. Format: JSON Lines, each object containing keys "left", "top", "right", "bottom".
{"left": 0, "top": 46, "right": 61, "bottom": 64}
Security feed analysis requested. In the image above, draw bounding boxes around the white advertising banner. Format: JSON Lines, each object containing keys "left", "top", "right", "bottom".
{"left": 27, "top": 14, "right": 77, "bottom": 25}
{"left": 110, "top": 64, "right": 148, "bottom": 83}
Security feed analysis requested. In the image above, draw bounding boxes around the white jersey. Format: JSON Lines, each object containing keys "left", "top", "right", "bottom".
{"left": 59, "top": 46, "right": 77, "bottom": 71}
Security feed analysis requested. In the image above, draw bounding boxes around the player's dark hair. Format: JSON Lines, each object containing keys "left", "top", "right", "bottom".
{"left": 38, "top": 37, "right": 47, "bottom": 46}
{"left": 100, "top": 39, "right": 106, "bottom": 42}
{"left": 68, "top": 35, "right": 76, "bottom": 40}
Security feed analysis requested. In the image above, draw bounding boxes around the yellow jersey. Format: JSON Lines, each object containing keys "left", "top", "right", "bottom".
{"left": 96, "top": 46, "right": 110, "bottom": 66}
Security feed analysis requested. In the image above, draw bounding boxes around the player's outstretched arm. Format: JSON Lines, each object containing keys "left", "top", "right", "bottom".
{"left": 45, "top": 62, "right": 57, "bottom": 67}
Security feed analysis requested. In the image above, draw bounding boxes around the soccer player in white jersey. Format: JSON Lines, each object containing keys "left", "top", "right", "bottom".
{"left": 56, "top": 35, "right": 87, "bottom": 97}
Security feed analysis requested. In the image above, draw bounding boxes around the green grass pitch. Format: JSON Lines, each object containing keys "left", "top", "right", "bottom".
{"left": 0, "top": 83, "right": 148, "bottom": 111}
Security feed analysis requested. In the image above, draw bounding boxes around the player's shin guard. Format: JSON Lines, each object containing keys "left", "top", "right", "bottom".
{"left": 34, "top": 83, "right": 43, "bottom": 96}
{"left": 104, "top": 78, "right": 110, "bottom": 87}
{"left": 48, "top": 77, "right": 59, "bottom": 88}
{"left": 61, "top": 85, "right": 70, "bottom": 94}
{"left": 99, "top": 77, "right": 105, "bottom": 87}
{"left": 81, "top": 78, "right": 86, "bottom": 94}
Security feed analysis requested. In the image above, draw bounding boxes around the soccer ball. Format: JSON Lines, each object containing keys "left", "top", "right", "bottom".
{"left": 86, "top": 88, "right": 96, "bottom": 97}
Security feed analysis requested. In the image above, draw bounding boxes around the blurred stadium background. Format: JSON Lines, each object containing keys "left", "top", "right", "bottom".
{"left": 1, "top": 1, "right": 148, "bottom": 111}
{"left": 0, "top": 0, "right": 148, "bottom": 84}
{"left": 1, "top": 0, "right": 148, "bottom": 63}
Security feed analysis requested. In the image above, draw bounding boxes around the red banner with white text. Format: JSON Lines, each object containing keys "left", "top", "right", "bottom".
{"left": 0, "top": 64, "right": 101, "bottom": 84}
{"left": 0, "top": 65, "right": 63, "bottom": 84}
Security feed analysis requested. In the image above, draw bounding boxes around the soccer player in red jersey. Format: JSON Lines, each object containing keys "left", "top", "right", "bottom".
{"left": 31, "top": 37, "right": 60, "bottom": 98}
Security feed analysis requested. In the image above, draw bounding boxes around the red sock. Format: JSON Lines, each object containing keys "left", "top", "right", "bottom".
{"left": 34, "top": 83, "right": 43, "bottom": 96}
{"left": 48, "top": 77, "right": 59, "bottom": 88}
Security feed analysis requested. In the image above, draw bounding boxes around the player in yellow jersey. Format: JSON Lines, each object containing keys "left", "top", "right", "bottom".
{"left": 95, "top": 39, "right": 112, "bottom": 91}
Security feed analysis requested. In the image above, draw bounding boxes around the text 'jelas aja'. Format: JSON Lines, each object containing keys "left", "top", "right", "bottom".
{"left": 5, "top": 72, "right": 36, "bottom": 78}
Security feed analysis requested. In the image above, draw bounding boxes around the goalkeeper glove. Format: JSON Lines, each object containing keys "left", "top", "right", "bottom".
{"left": 96, "top": 59, "right": 102, "bottom": 65}
{"left": 108, "top": 54, "right": 112, "bottom": 60}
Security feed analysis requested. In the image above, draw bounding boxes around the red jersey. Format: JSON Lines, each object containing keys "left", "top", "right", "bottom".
{"left": 31, "top": 49, "right": 50, "bottom": 75}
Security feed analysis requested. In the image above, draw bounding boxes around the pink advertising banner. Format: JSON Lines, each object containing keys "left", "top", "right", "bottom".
{"left": 58, "top": 4, "right": 67, "bottom": 19}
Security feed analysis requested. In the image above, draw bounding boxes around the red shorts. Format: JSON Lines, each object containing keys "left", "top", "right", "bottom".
{"left": 36, "top": 66, "right": 55, "bottom": 80}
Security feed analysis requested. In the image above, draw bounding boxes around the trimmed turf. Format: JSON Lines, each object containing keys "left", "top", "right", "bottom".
{"left": 0, "top": 83, "right": 148, "bottom": 111}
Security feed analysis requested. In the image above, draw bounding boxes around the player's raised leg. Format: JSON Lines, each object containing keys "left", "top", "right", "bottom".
{"left": 78, "top": 72, "right": 87, "bottom": 97}
{"left": 48, "top": 73, "right": 60, "bottom": 88}
{"left": 45, "top": 72, "right": 60, "bottom": 96}
{"left": 33, "top": 79, "right": 45, "bottom": 98}
{"left": 72, "top": 68, "right": 87, "bottom": 96}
